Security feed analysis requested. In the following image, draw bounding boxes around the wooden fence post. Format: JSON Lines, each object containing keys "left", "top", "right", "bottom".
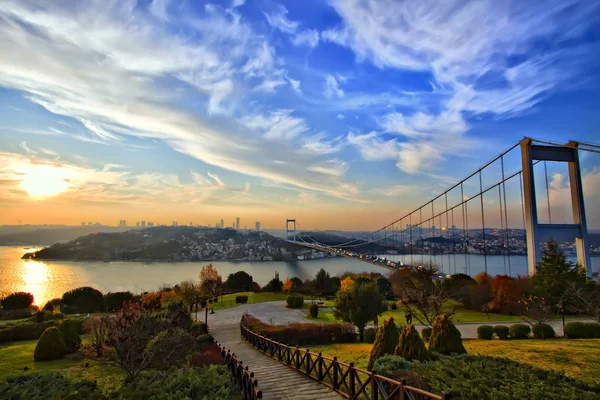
{"left": 349, "top": 363, "right": 356, "bottom": 398}
{"left": 333, "top": 357, "right": 338, "bottom": 389}
{"left": 317, "top": 353, "right": 323, "bottom": 382}
{"left": 400, "top": 379, "right": 406, "bottom": 400}
{"left": 371, "top": 370, "right": 378, "bottom": 400}
{"left": 306, "top": 350, "right": 311, "bottom": 375}
{"left": 441, "top": 392, "right": 452, "bottom": 400}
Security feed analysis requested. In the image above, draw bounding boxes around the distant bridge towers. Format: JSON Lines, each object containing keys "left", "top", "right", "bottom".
{"left": 520, "top": 138, "right": 591, "bottom": 277}
{"left": 285, "top": 219, "right": 296, "bottom": 241}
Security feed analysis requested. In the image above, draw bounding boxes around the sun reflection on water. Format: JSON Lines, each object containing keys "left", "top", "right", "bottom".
{"left": 21, "top": 260, "right": 51, "bottom": 306}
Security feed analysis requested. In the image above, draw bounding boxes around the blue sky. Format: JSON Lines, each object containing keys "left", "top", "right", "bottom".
{"left": 0, "top": 0, "right": 599, "bottom": 229}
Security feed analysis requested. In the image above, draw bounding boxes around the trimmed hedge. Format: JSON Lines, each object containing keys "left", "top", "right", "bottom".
{"left": 564, "top": 322, "right": 600, "bottom": 339}
{"left": 421, "top": 327, "right": 432, "bottom": 342}
{"left": 532, "top": 323, "right": 556, "bottom": 339}
{"left": 62, "top": 287, "right": 104, "bottom": 314}
{"left": 243, "top": 315, "right": 356, "bottom": 346}
{"left": 0, "top": 317, "right": 83, "bottom": 344}
{"left": 235, "top": 295, "right": 248, "bottom": 304}
{"left": 477, "top": 325, "right": 494, "bottom": 340}
{"left": 0, "top": 373, "right": 103, "bottom": 400}
{"left": 34, "top": 327, "right": 67, "bottom": 361}
{"left": 286, "top": 295, "right": 304, "bottom": 308}
{"left": 309, "top": 303, "right": 319, "bottom": 318}
{"left": 1, "top": 292, "right": 34, "bottom": 310}
{"left": 0, "top": 308, "right": 31, "bottom": 321}
{"left": 494, "top": 325, "right": 509, "bottom": 340}
{"left": 509, "top": 324, "right": 531, "bottom": 339}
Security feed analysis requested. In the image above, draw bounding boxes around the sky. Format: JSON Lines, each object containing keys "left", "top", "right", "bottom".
{"left": 0, "top": 0, "right": 599, "bottom": 230}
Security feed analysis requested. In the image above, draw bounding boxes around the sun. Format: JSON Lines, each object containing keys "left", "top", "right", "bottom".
{"left": 20, "top": 165, "right": 72, "bottom": 199}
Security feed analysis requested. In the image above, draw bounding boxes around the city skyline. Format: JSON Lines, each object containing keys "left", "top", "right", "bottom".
{"left": 1, "top": 1, "right": 600, "bottom": 230}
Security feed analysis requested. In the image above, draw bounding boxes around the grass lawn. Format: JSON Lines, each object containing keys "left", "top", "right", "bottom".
{"left": 0, "top": 336, "right": 123, "bottom": 394}
{"left": 309, "top": 339, "right": 600, "bottom": 388}
{"left": 209, "top": 292, "right": 289, "bottom": 311}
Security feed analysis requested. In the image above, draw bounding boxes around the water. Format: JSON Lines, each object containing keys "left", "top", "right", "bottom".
{"left": 1, "top": 246, "right": 597, "bottom": 306}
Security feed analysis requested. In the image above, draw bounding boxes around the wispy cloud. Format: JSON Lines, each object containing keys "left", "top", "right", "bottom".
{"left": 264, "top": 5, "right": 299, "bottom": 34}
{"left": 324, "top": 75, "right": 344, "bottom": 99}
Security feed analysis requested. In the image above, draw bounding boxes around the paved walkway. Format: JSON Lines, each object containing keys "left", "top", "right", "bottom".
{"left": 211, "top": 323, "right": 342, "bottom": 400}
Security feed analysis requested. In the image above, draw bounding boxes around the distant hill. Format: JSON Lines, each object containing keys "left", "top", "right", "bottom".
{"left": 0, "top": 225, "right": 136, "bottom": 246}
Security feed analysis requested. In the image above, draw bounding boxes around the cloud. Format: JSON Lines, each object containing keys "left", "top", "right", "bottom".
{"left": 149, "top": 0, "right": 170, "bottom": 22}
{"left": 347, "top": 131, "right": 399, "bottom": 161}
{"left": 301, "top": 133, "right": 343, "bottom": 155}
{"left": 307, "top": 159, "right": 350, "bottom": 177}
{"left": 287, "top": 77, "right": 302, "bottom": 93}
{"left": 264, "top": 5, "right": 299, "bottom": 34}
{"left": 337, "top": 114, "right": 345, "bottom": 120}
{"left": 207, "top": 172, "right": 225, "bottom": 187}
{"left": 372, "top": 185, "right": 417, "bottom": 197}
{"left": 231, "top": 0, "right": 245, "bottom": 8}
{"left": 292, "top": 29, "right": 320, "bottom": 48}
{"left": 19, "top": 141, "right": 36, "bottom": 154}
{"left": 253, "top": 79, "right": 287, "bottom": 93}
{"left": 238, "top": 109, "right": 308, "bottom": 141}
{"left": 324, "top": 75, "right": 344, "bottom": 99}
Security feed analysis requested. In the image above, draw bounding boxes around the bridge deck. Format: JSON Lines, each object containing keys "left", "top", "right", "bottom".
{"left": 211, "top": 323, "right": 342, "bottom": 400}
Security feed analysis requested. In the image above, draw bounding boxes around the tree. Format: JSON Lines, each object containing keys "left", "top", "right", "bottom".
{"left": 488, "top": 275, "right": 527, "bottom": 314}
{"left": 282, "top": 278, "right": 294, "bottom": 292}
{"left": 225, "top": 271, "right": 254, "bottom": 293}
{"left": 367, "top": 317, "right": 399, "bottom": 370}
{"left": 199, "top": 264, "right": 222, "bottom": 297}
{"left": 395, "top": 324, "right": 430, "bottom": 361}
{"left": 334, "top": 280, "right": 386, "bottom": 342}
{"left": 263, "top": 277, "right": 283, "bottom": 292}
{"left": 533, "top": 239, "right": 586, "bottom": 308}
{"left": 177, "top": 281, "right": 202, "bottom": 311}
{"left": 519, "top": 295, "right": 554, "bottom": 326}
{"left": 340, "top": 276, "right": 354, "bottom": 292}
{"left": 314, "top": 268, "right": 338, "bottom": 296}
{"left": 391, "top": 264, "right": 453, "bottom": 327}
{"left": 376, "top": 277, "right": 394, "bottom": 300}
{"left": 61, "top": 287, "right": 104, "bottom": 313}
{"left": 565, "top": 282, "right": 600, "bottom": 323}
{"left": 428, "top": 314, "right": 466, "bottom": 355}
{"left": 1, "top": 292, "right": 34, "bottom": 310}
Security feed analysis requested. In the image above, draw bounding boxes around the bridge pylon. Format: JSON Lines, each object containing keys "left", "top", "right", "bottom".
{"left": 285, "top": 219, "right": 296, "bottom": 241}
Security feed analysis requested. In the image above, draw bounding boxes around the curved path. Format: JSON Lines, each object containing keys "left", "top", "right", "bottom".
{"left": 211, "top": 323, "right": 341, "bottom": 400}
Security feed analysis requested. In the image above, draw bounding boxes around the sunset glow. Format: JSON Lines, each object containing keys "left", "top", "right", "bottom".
{"left": 20, "top": 165, "right": 71, "bottom": 199}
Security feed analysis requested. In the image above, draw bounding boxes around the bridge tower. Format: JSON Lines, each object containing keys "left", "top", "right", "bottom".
{"left": 285, "top": 219, "right": 296, "bottom": 241}
{"left": 520, "top": 138, "right": 591, "bottom": 277}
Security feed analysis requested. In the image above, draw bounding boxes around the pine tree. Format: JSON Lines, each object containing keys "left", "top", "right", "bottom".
{"left": 367, "top": 317, "right": 399, "bottom": 370}
{"left": 428, "top": 314, "right": 466, "bottom": 355}
{"left": 395, "top": 324, "right": 430, "bottom": 361}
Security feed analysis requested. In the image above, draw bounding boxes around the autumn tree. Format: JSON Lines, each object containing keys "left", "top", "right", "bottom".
{"left": 282, "top": 278, "right": 293, "bottom": 292}
{"left": 176, "top": 281, "right": 202, "bottom": 312}
{"left": 340, "top": 276, "right": 354, "bottom": 292}
{"left": 199, "top": 264, "right": 223, "bottom": 297}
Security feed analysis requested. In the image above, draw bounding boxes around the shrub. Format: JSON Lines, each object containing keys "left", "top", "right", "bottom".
{"left": 0, "top": 373, "right": 103, "bottom": 399}
{"left": 141, "top": 292, "right": 162, "bottom": 311}
{"left": 235, "top": 295, "right": 248, "bottom": 304}
{"left": 34, "top": 326, "right": 67, "bottom": 361}
{"left": 1, "top": 292, "right": 34, "bottom": 310}
{"left": 494, "top": 325, "right": 509, "bottom": 340}
{"left": 308, "top": 303, "right": 319, "bottom": 318}
{"left": 242, "top": 314, "right": 356, "bottom": 345}
{"left": 42, "top": 298, "right": 62, "bottom": 313}
{"left": 532, "top": 323, "right": 556, "bottom": 339}
{"left": 196, "top": 333, "right": 214, "bottom": 344}
{"left": 395, "top": 324, "right": 430, "bottom": 361}
{"left": 421, "top": 327, "right": 432, "bottom": 342}
{"left": 61, "top": 287, "right": 104, "bottom": 313}
{"left": 428, "top": 314, "right": 466, "bottom": 355}
{"left": 286, "top": 295, "right": 304, "bottom": 308}
{"left": 146, "top": 328, "right": 195, "bottom": 368}
{"left": 116, "top": 365, "right": 240, "bottom": 399}
{"left": 104, "top": 291, "right": 134, "bottom": 312}
{"left": 564, "top": 322, "right": 600, "bottom": 339}
{"left": 373, "top": 354, "right": 411, "bottom": 378}
{"left": 0, "top": 320, "right": 64, "bottom": 344}
{"left": 368, "top": 318, "right": 399, "bottom": 370}
{"left": 509, "top": 324, "right": 531, "bottom": 339}
{"left": 390, "top": 302, "right": 397, "bottom": 310}
{"left": 190, "top": 321, "right": 208, "bottom": 338}
{"left": 477, "top": 325, "right": 494, "bottom": 340}
{"left": 412, "top": 355, "right": 599, "bottom": 400}
{"left": 36, "top": 311, "right": 45, "bottom": 323}
{"left": 364, "top": 327, "right": 377, "bottom": 344}
{"left": 0, "top": 308, "right": 31, "bottom": 321}
{"left": 58, "top": 319, "right": 82, "bottom": 353}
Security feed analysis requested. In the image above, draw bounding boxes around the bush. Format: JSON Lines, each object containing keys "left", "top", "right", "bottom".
{"left": 116, "top": 365, "right": 240, "bottom": 399}
{"left": 509, "top": 324, "right": 531, "bottom": 339}
{"left": 395, "top": 324, "right": 430, "bottom": 361}
{"left": 0, "top": 373, "right": 103, "bottom": 399}
{"left": 308, "top": 303, "right": 319, "bottom": 318}
{"left": 428, "top": 314, "right": 466, "bottom": 355}
{"left": 104, "top": 291, "right": 134, "bottom": 312}
{"left": 390, "top": 302, "right": 397, "bottom": 310}
{"left": 0, "top": 308, "right": 31, "bottom": 321}
{"left": 368, "top": 318, "right": 399, "bottom": 370}
{"left": 1, "top": 292, "right": 34, "bottom": 310}
{"left": 364, "top": 327, "right": 377, "bottom": 344}
{"left": 0, "top": 320, "right": 62, "bottom": 344}
{"left": 494, "top": 325, "right": 509, "bottom": 340}
{"left": 146, "top": 328, "right": 195, "bottom": 368}
{"left": 564, "top": 322, "right": 600, "bottom": 339}
{"left": 34, "top": 326, "right": 67, "bottom": 361}
{"left": 58, "top": 319, "right": 82, "bottom": 353}
{"left": 421, "top": 327, "right": 432, "bottom": 342}
{"left": 532, "top": 323, "right": 555, "bottom": 339}
{"left": 196, "top": 333, "right": 214, "bottom": 344}
{"left": 477, "top": 325, "right": 494, "bottom": 340}
{"left": 286, "top": 295, "right": 304, "bottom": 308}
{"left": 411, "top": 355, "right": 599, "bottom": 400}
{"left": 372, "top": 354, "right": 411, "bottom": 378}
{"left": 42, "top": 298, "right": 62, "bottom": 313}
{"left": 36, "top": 311, "right": 45, "bottom": 323}
{"left": 242, "top": 315, "right": 356, "bottom": 345}
{"left": 190, "top": 321, "right": 208, "bottom": 338}
{"left": 235, "top": 295, "right": 248, "bottom": 304}
{"left": 61, "top": 287, "right": 104, "bottom": 314}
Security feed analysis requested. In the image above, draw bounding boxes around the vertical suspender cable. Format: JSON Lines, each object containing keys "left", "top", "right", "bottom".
{"left": 445, "top": 193, "right": 451, "bottom": 274}
{"left": 501, "top": 156, "right": 512, "bottom": 276}
{"left": 410, "top": 213, "right": 413, "bottom": 265}
{"left": 544, "top": 161, "right": 552, "bottom": 224}
{"left": 499, "top": 184, "right": 506, "bottom": 275}
{"left": 451, "top": 208, "right": 456, "bottom": 274}
{"left": 430, "top": 202, "right": 434, "bottom": 266}
{"left": 420, "top": 208, "right": 424, "bottom": 265}
{"left": 479, "top": 171, "right": 488, "bottom": 275}
{"left": 461, "top": 182, "right": 469, "bottom": 275}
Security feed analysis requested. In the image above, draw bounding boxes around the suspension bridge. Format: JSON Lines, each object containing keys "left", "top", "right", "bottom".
{"left": 287, "top": 137, "right": 599, "bottom": 278}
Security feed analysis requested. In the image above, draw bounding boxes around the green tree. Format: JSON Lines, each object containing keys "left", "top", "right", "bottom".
{"left": 1, "top": 292, "right": 34, "bottom": 310}
{"left": 224, "top": 271, "right": 254, "bottom": 292}
{"left": 428, "top": 314, "right": 466, "bottom": 355}
{"left": 334, "top": 280, "right": 386, "bottom": 342}
{"left": 367, "top": 317, "right": 399, "bottom": 370}
{"left": 395, "top": 324, "right": 430, "bottom": 361}
{"left": 533, "top": 239, "right": 586, "bottom": 308}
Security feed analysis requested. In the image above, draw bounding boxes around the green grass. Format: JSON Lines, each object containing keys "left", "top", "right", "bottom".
{"left": 209, "top": 292, "right": 289, "bottom": 311}
{"left": 0, "top": 335, "right": 123, "bottom": 394}
{"left": 310, "top": 339, "right": 600, "bottom": 388}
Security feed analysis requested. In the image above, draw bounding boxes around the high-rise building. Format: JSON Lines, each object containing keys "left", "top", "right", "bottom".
{"left": 88, "top": 222, "right": 93, "bottom": 226}
{"left": 235, "top": 217, "right": 240, "bottom": 230}
{"left": 172, "top": 221, "right": 178, "bottom": 227}
{"left": 148, "top": 222, "right": 154, "bottom": 227}
{"left": 141, "top": 220, "right": 146, "bottom": 227}
{"left": 119, "top": 220, "right": 127, "bottom": 227}
{"left": 255, "top": 221, "right": 260, "bottom": 231}
{"left": 232, "top": 222, "right": 235, "bottom": 228}
{"left": 136, "top": 222, "right": 140, "bottom": 227}
{"left": 189, "top": 221, "right": 193, "bottom": 227}
{"left": 220, "top": 219, "right": 224, "bottom": 228}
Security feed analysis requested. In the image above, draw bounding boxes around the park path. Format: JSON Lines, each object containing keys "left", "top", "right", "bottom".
{"left": 210, "top": 323, "right": 342, "bottom": 400}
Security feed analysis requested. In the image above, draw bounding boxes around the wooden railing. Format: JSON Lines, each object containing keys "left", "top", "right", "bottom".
{"left": 215, "top": 340, "right": 263, "bottom": 400}
{"left": 240, "top": 319, "right": 451, "bottom": 400}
